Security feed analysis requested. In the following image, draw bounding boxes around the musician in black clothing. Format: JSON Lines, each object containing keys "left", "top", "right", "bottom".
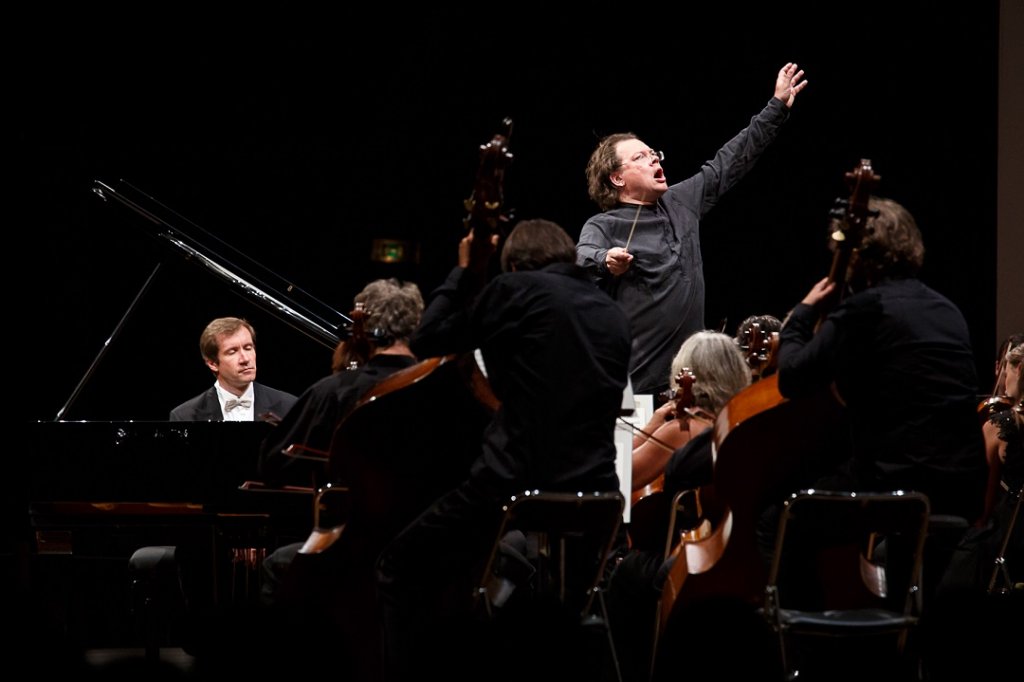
{"left": 257, "top": 277, "right": 423, "bottom": 593}
{"left": 749, "top": 197, "right": 991, "bottom": 681}
{"left": 776, "top": 197, "right": 987, "bottom": 522}
{"left": 376, "top": 219, "right": 632, "bottom": 682}
{"left": 244, "top": 279, "right": 425, "bottom": 679}
{"left": 257, "top": 278, "right": 424, "bottom": 489}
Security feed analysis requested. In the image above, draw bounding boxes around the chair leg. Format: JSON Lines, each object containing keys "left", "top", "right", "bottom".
{"left": 588, "top": 590, "right": 623, "bottom": 682}
{"left": 989, "top": 489, "right": 1022, "bottom": 595}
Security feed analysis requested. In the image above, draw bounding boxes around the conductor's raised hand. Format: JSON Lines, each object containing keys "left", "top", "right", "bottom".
{"left": 774, "top": 62, "right": 808, "bottom": 108}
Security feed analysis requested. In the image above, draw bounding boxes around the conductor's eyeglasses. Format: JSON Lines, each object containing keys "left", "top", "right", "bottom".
{"left": 619, "top": 149, "right": 664, "bottom": 166}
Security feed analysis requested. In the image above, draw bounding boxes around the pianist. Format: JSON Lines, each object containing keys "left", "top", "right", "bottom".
{"left": 169, "top": 316, "right": 297, "bottom": 422}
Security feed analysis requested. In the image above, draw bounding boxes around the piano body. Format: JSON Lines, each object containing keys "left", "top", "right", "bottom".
{"left": 14, "top": 180, "right": 350, "bottom": 650}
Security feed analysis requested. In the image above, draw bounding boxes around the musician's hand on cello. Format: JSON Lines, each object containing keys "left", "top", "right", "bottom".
{"left": 458, "top": 228, "right": 500, "bottom": 272}
{"left": 605, "top": 246, "right": 633, "bottom": 276}
{"left": 801, "top": 277, "right": 836, "bottom": 307}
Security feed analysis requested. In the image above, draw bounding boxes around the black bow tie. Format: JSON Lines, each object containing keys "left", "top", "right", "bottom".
{"left": 225, "top": 398, "right": 252, "bottom": 411}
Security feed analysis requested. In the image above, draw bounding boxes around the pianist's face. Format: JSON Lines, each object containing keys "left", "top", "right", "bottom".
{"left": 206, "top": 327, "right": 257, "bottom": 393}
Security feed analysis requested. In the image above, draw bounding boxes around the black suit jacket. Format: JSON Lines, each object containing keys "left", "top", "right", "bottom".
{"left": 169, "top": 382, "right": 298, "bottom": 422}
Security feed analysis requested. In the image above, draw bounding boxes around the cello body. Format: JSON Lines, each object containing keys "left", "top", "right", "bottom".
{"left": 660, "top": 376, "right": 846, "bottom": 613}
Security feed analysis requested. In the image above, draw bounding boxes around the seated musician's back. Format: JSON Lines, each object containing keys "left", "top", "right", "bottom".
{"left": 376, "top": 218, "right": 632, "bottom": 682}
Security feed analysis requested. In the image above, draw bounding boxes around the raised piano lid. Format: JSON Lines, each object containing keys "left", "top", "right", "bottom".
{"left": 91, "top": 178, "right": 351, "bottom": 351}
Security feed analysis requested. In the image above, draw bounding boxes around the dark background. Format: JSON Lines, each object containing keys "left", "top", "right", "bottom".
{"left": 27, "top": 4, "right": 1001, "bottom": 423}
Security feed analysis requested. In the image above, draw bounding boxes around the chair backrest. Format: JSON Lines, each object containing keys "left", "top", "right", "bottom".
{"left": 765, "top": 489, "right": 931, "bottom": 617}
{"left": 664, "top": 488, "right": 711, "bottom": 559}
{"left": 476, "top": 490, "right": 625, "bottom": 619}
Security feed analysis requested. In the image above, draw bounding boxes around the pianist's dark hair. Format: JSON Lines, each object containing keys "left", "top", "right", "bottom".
{"left": 200, "top": 317, "right": 256, "bottom": 364}
{"left": 500, "top": 218, "right": 576, "bottom": 272}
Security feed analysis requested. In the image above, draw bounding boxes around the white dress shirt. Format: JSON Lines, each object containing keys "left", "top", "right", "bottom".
{"left": 215, "top": 382, "right": 255, "bottom": 421}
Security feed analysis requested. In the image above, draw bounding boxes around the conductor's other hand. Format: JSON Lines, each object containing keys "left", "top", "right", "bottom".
{"left": 606, "top": 247, "right": 633, "bottom": 276}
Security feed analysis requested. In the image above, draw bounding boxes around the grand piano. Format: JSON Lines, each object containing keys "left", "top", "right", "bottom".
{"left": 16, "top": 179, "right": 354, "bottom": 649}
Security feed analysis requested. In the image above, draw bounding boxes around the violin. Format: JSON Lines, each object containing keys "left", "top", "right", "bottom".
{"left": 978, "top": 353, "right": 1014, "bottom": 422}
{"left": 978, "top": 395, "right": 1014, "bottom": 422}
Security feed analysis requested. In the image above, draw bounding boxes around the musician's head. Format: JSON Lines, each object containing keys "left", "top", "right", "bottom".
{"left": 848, "top": 197, "right": 925, "bottom": 290}
{"left": 500, "top": 219, "right": 576, "bottom": 273}
{"left": 332, "top": 279, "right": 423, "bottom": 372}
{"left": 354, "top": 278, "right": 424, "bottom": 349}
{"left": 670, "top": 331, "right": 751, "bottom": 414}
{"left": 587, "top": 132, "right": 667, "bottom": 211}
{"left": 200, "top": 317, "right": 257, "bottom": 392}
{"left": 735, "top": 314, "right": 782, "bottom": 353}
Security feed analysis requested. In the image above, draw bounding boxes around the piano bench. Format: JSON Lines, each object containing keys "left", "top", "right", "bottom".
{"left": 129, "top": 546, "right": 183, "bottom": 662}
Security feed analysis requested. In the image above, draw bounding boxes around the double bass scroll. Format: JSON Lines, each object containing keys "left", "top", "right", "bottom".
{"left": 822, "top": 159, "right": 882, "bottom": 308}
{"left": 462, "top": 119, "right": 515, "bottom": 280}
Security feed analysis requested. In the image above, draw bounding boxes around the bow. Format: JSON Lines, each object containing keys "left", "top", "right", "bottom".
{"left": 225, "top": 398, "right": 252, "bottom": 411}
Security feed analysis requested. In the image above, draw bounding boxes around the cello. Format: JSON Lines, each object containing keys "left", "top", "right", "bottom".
{"left": 330, "top": 301, "right": 371, "bottom": 373}
{"left": 658, "top": 160, "right": 881, "bottom": 628}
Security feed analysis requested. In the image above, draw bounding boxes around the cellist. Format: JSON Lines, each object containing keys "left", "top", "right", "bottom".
{"left": 256, "top": 278, "right": 425, "bottom": 489}
{"left": 606, "top": 329, "right": 753, "bottom": 682}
